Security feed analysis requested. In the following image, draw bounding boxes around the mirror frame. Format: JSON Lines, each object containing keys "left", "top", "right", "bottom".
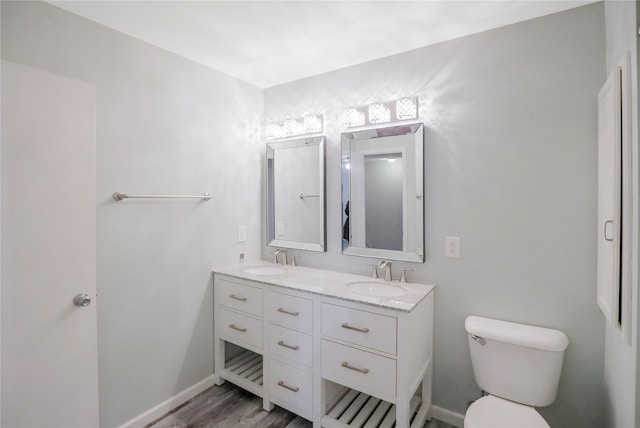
{"left": 341, "top": 123, "right": 424, "bottom": 262}
{"left": 267, "top": 136, "right": 326, "bottom": 252}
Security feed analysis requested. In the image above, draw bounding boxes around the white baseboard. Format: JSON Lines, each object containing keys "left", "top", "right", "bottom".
{"left": 432, "top": 405, "right": 465, "bottom": 428}
{"left": 118, "top": 375, "right": 216, "bottom": 428}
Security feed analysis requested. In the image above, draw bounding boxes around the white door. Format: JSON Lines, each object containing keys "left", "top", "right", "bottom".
{"left": 1, "top": 61, "right": 99, "bottom": 427}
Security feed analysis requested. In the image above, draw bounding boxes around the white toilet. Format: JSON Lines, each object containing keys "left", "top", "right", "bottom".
{"left": 464, "top": 315, "right": 569, "bottom": 428}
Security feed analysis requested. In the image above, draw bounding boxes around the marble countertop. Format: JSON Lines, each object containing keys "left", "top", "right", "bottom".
{"left": 212, "top": 261, "right": 435, "bottom": 312}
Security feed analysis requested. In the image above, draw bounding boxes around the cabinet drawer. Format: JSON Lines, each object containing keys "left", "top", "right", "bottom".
{"left": 218, "top": 308, "right": 262, "bottom": 350}
{"left": 322, "top": 340, "right": 396, "bottom": 400}
{"left": 322, "top": 303, "right": 396, "bottom": 354}
{"left": 217, "top": 279, "right": 262, "bottom": 317}
{"left": 269, "top": 324, "right": 313, "bottom": 367}
{"left": 266, "top": 291, "right": 313, "bottom": 333}
{"left": 269, "top": 358, "right": 313, "bottom": 416}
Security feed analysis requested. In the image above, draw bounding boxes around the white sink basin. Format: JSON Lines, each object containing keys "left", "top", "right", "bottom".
{"left": 243, "top": 265, "right": 287, "bottom": 275}
{"left": 346, "top": 281, "right": 407, "bottom": 297}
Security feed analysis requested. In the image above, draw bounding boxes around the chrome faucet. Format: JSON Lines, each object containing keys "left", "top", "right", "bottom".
{"left": 400, "top": 269, "right": 413, "bottom": 283}
{"left": 274, "top": 248, "right": 288, "bottom": 265}
{"left": 377, "top": 260, "right": 392, "bottom": 281}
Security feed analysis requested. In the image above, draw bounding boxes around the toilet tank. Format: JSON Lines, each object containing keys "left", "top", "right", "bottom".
{"left": 465, "top": 316, "right": 569, "bottom": 407}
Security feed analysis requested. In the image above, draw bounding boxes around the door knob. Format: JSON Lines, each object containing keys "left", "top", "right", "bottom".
{"left": 73, "top": 293, "right": 91, "bottom": 307}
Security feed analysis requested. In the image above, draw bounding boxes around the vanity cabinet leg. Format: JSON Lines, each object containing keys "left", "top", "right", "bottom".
{"left": 396, "top": 383, "right": 411, "bottom": 428}
{"left": 213, "top": 374, "right": 225, "bottom": 386}
{"left": 313, "top": 377, "right": 326, "bottom": 428}
{"left": 422, "top": 364, "right": 433, "bottom": 420}
{"left": 262, "top": 398, "right": 274, "bottom": 411}
{"left": 396, "top": 399, "right": 410, "bottom": 428}
{"left": 214, "top": 337, "right": 225, "bottom": 386}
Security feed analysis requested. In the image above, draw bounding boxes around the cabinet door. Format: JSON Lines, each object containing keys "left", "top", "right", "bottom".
{"left": 597, "top": 64, "right": 622, "bottom": 326}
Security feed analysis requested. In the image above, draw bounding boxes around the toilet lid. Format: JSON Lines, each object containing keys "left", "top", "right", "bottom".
{"left": 464, "top": 395, "right": 550, "bottom": 428}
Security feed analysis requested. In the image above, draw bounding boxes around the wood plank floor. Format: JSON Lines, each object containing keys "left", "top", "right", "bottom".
{"left": 147, "top": 381, "right": 458, "bottom": 428}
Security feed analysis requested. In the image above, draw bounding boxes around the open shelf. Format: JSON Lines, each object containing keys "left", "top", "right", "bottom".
{"left": 321, "top": 389, "right": 427, "bottom": 428}
{"left": 220, "top": 348, "right": 264, "bottom": 397}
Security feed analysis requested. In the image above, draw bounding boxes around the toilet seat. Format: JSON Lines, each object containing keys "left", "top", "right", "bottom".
{"left": 464, "top": 395, "right": 550, "bottom": 428}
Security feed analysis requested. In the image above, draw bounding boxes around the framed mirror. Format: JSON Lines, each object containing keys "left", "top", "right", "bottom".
{"left": 267, "top": 136, "right": 326, "bottom": 252}
{"left": 341, "top": 123, "right": 424, "bottom": 262}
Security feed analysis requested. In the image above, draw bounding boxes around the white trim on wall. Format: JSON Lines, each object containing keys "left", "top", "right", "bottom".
{"left": 432, "top": 405, "right": 465, "bottom": 428}
{"left": 117, "top": 375, "right": 216, "bottom": 428}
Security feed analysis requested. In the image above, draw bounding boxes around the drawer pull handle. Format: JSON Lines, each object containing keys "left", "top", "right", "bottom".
{"left": 277, "top": 340, "right": 300, "bottom": 351}
{"left": 229, "top": 324, "right": 247, "bottom": 332}
{"left": 229, "top": 294, "right": 247, "bottom": 302}
{"left": 277, "top": 307, "right": 299, "bottom": 316}
{"left": 277, "top": 380, "right": 300, "bottom": 392}
{"left": 341, "top": 361, "right": 369, "bottom": 374}
{"left": 341, "top": 323, "right": 369, "bottom": 333}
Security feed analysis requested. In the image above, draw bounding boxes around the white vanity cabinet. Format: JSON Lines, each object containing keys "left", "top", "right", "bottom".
{"left": 213, "top": 265, "right": 434, "bottom": 428}
{"left": 320, "top": 295, "right": 434, "bottom": 428}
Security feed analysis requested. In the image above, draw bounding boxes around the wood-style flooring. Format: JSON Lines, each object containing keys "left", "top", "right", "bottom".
{"left": 147, "top": 381, "right": 457, "bottom": 428}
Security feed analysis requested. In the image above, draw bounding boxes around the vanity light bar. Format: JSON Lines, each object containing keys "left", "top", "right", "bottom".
{"left": 266, "top": 114, "right": 323, "bottom": 140}
{"left": 343, "top": 96, "right": 418, "bottom": 128}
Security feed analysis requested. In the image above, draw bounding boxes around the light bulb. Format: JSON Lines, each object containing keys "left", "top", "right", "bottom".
{"left": 265, "top": 122, "right": 284, "bottom": 139}
{"left": 343, "top": 107, "right": 365, "bottom": 127}
{"left": 368, "top": 103, "right": 390, "bottom": 124}
{"left": 284, "top": 118, "right": 304, "bottom": 136}
{"left": 303, "top": 115, "right": 322, "bottom": 133}
{"left": 396, "top": 97, "right": 417, "bottom": 120}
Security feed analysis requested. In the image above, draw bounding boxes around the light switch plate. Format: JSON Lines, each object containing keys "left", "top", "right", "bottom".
{"left": 445, "top": 236, "right": 460, "bottom": 258}
{"left": 276, "top": 221, "right": 285, "bottom": 237}
{"left": 237, "top": 226, "right": 247, "bottom": 243}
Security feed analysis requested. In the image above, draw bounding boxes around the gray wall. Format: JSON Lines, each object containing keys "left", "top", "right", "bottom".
{"left": 1, "top": 2, "right": 263, "bottom": 426}
{"left": 602, "top": 1, "right": 639, "bottom": 427}
{"left": 264, "top": 4, "right": 606, "bottom": 427}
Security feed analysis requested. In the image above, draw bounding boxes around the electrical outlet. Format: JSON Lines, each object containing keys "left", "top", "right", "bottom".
{"left": 445, "top": 236, "right": 461, "bottom": 258}
{"left": 237, "top": 226, "right": 246, "bottom": 243}
{"left": 277, "top": 221, "right": 285, "bottom": 237}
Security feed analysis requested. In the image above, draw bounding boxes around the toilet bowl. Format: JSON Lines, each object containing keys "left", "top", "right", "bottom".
{"left": 464, "top": 395, "right": 549, "bottom": 428}
{"left": 464, "top": 316, "right": 568, "bottom": 428}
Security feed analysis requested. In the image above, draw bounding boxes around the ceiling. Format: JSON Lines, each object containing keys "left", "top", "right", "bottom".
{"left": 48, "top": 1, "right": 597, "bottom": 89}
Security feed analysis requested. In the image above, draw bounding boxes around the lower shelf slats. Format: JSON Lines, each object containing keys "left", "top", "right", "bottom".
{"left": 363, "top": 401, "right": 391, "bottom": 428}
{"left": 339, "top": 393, "right": 371, "bottom": 425}
{"left": 234, "top": 354, "right": 262, "bottom": 377}
{"left": 225, "top": 350, "right": 256, "bottom": 371}
{"left": 223, "top": 349, "right": 264, "bottom": 390}
{"left": 350, "top": 397, "right": 381, "bottom": 428}
{"left": 323, "top": 389, "right": 425, "bottom": 428}
{"left": 243, "top": 362, "right": 263, "bottom": 380}
{"left": 329, "top": 389, "right": 360, "bottom": 419}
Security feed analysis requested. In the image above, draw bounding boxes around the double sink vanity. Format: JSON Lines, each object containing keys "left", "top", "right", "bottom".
{"left": 218, "top": 119, "right": 432, "bottom": 426}
{"left": 212, "top": 261, "right": 435, "bottom": 428}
